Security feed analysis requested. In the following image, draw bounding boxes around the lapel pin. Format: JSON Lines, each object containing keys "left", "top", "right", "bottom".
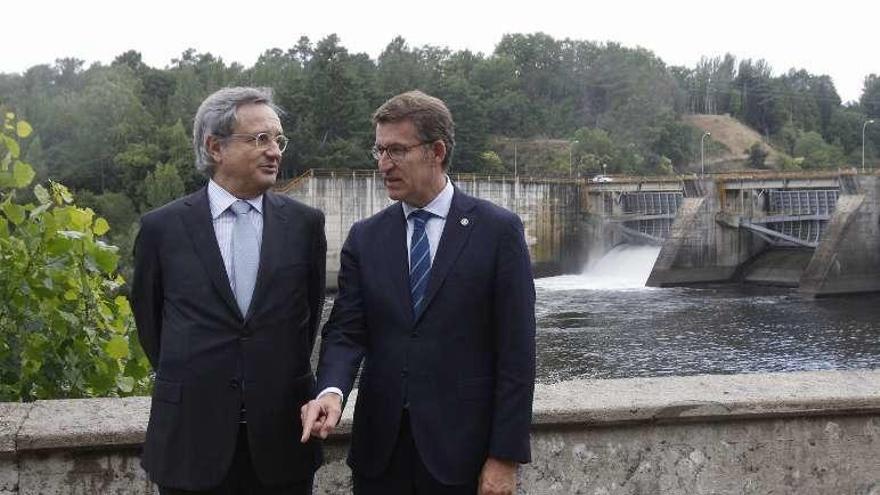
{"left": 460, "top": 217, "right": 469, "bottom": 226}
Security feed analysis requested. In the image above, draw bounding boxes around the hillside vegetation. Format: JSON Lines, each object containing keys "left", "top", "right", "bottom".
{"left": 0, "top": 32, "right": 877, "bottom": 272}
{"left": 682, "top": 114, "right": 783, "bottom": 172}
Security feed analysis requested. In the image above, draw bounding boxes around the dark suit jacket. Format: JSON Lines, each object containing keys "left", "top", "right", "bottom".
{"left": 132, "top": 187, "right": 326, "bottom": 490}
{"left": 316, "top": 188, "right": 536, "bottom": 485}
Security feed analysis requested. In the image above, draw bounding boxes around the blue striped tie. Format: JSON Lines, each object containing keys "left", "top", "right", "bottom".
{"left": 409, "top": 209, "right": 433, "bottom": 319}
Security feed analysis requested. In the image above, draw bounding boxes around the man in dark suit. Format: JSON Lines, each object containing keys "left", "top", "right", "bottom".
{"left": 301, "top": 90, "right": 536, "bottom": 495}
{"left": 132, "top": 87, "right": 325, "bottom": 494}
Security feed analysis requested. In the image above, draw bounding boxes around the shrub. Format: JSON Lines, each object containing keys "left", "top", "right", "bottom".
{"left": 0, "top": 112, "right": 151, "bottom": 401}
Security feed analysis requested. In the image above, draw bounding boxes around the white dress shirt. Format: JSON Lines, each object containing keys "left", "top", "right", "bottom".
{"left": 401, "top": 177, "right": 453, "bottom": 267}
{"left": 207, "top": 179, "right": 264, "bottom": 292}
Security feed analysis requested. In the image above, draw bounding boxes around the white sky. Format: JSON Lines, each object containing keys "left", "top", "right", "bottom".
{"left": 3, "top": 0, "right": 876, "bottom": 103}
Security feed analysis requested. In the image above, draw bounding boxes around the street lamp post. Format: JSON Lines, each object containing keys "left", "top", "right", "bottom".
{"left": 513, "top": 141, "right": 517, "bottom": 178}
{"left": 863, "top": 119, "right": 875, "bottom": 173}
{"left": 700, "top": 131, "right": 711, "bottom": 177}
{"left": 569, "top": 140, "right": 579, "bottom": 178}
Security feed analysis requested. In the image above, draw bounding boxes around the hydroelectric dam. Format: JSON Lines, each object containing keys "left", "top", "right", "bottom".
{"left": 277, "top": 168, "right": 880, "bottom": 296}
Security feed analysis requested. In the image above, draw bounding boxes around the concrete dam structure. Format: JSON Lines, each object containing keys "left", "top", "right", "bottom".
{"left": 277, "top": 169, "right": 880, "bottom": 296}
{"left": 276, "top": 170, "right": 582, "bottom": 287}
{"left": 639, "top": 171, "right": 880, "bottom": 296}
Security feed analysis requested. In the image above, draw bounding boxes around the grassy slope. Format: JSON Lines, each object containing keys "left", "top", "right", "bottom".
{"left": 483, "top": 114, "right": 785, "bottom": 176}
{"left": 683, "top": 114, "right": 784, "bottom": 171}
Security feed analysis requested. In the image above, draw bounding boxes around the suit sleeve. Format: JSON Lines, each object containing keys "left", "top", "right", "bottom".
{"left": 131, "top": 216, "right": 164, "bottom": 370}
{"left": 315, "top": 221, "right": 367, "bottom": 400}
{"left": 307, "top": 210, "right": 327, "bottom": 353}
{"left": 489, "top": 214, "right": 536, "bottom": 463}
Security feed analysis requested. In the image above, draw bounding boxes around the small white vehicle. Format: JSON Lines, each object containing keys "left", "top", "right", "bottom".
{"left": 589, "top": 175, "right": 613, "bottom": 183}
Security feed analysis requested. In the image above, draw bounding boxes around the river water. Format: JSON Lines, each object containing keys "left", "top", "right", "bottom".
{"left": 319, "top": 245, "right": 880, "bottom": 384}
{"left": 534, "top": 245, "right": 880, "bottom": 383}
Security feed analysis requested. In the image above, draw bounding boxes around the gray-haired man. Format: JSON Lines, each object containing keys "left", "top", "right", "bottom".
{"left": 132, "top": 87, "right": 326, "bottom": 494}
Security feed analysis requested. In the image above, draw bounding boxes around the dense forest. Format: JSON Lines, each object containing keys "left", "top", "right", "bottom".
{"left": 1, "top": 32, "right": 878, "bottom": 272}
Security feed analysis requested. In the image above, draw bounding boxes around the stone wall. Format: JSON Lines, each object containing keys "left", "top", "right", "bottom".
{"left": 2, "top": 370, "right": 879, "bottom": 494}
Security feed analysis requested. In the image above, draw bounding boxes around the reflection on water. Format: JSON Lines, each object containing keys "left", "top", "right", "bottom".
{"left": 535, "top": 245, "right": 880, "bottom": 383}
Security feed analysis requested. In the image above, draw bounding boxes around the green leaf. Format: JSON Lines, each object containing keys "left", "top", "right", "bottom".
{"left": 114, "top": 296, "right": 131, "bottom": 318}
{"left": 63, "top": 290, "right": 79, "bottom": 301}
{"left": 1, "top": 201, "right": 26, "bottom": 225}
{"left": 116, "top": 375, "right": 135, "bottom": 393}
{"left": 0, "top": 217, "right": 7, "bottom": 237}
{"left": 50, "top": 181, "right": 73, "bottom": 204}
{"left": 12, "top": 161, "right": 35, "bottom": 188}
{"left": 34, "top": 184, "right": 50, "bottom": 204}
{"left": 105, "top": 336, "right": 129, "bottom": 360}
{"left": 4, "top": 112, "right": 13, "bottom": 120}
{"left": 98, "top": 301, "right": 114, "bottom": 320}
{"left": 58, "top": 230, "right": 85, "bottom": 240}
{"left": 93, "top": 217, "right": 110, "bottom": 236}
{"left": 93, "top": 245, "right": 119, "bottom": 273}
{"left": 2, "top": 135, "right": 20, "bottom": 159}
{"left": 58, "top": 310, "right": 79, "bottom": 326}
{"left": 29, "top": 202, "right": 51, "bottom": 218}
{"left": 46, "top": 236, "right": 73, "bottom": 255}
{"left": 16, "top": 121, "right": 33, "bottom": 138}
{"left": 68, "top": 208, "right": 92, "bottom": 231}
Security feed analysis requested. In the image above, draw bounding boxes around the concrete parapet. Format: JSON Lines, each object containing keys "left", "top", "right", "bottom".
{"left": 2, "top": 370, "right": 879, "bottom": 493}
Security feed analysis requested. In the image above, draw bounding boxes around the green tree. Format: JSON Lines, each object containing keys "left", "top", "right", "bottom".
{"left": 860, "top": 74, "right": 880, "bottom": 117}
{"left": 747, "top": 142, "right": 769, "bottom": 169}
{"left": 0, "top": 113, "right": 150, "bottom": 401}
{"left": 572, "top": 127, "right": 614, "bottom": 175}
{"left": 793, "top": 131, "right": 845, "bottom": 169}
{"left": 144, "top": 162, "right": 185, "bottom": 210}
{"left": 478, "top": 151, "right": 505, "bottom": 174}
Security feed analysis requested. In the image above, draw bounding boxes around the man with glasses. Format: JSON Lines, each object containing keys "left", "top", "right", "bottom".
{"left": 302, "top": 90, "right": 536, "bottom": 494}
{"left": 132, "top": 87, "right": 326, "bottom": 494}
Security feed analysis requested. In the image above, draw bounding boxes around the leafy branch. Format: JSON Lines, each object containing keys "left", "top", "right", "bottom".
{"left": 0, "top": 112, "right": 151, "bottom": 401}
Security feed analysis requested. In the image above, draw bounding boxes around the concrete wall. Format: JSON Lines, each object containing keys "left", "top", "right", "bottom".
{"left": 801, "top": 176, "right": 880, "bottom": 296}
{"left": 3, "top": 370, "right": 880, "bottom": 494}
{"left": 277, "top": 172, "right": 582, "bottom": 284}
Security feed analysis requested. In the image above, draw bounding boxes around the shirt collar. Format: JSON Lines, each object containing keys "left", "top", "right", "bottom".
{"left": 208, "top": 179, "right": 264, "bottom": 220}
{"left": 402, "top": 176, "right": 453, "bottom": 220}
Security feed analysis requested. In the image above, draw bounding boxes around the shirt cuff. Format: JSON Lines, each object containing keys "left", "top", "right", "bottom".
{"left": 317, "top": 387, "right": 344, "bottom": 401}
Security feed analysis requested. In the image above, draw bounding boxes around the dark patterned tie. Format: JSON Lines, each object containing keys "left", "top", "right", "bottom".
{"left": 409, "top": 209, "right": 433, "bottom": 319}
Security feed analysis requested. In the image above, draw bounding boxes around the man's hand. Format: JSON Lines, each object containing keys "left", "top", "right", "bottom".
{"left": 478, "top": 457, "right": 517, "bottom": 495}
{"left": 299, "top": 393, "right": 342, "bottom": 443}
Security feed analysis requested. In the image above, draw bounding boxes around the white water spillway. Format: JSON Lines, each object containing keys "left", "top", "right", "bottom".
{"left": 535, "top": 245, "right": 662, "bottom": 290}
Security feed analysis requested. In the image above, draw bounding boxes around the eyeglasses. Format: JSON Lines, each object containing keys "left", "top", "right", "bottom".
{"left": 224, "top": 132, "right": 289, "bottom": 153}
{"left": 370, "top": 142, "right": 429, "bottom": 163}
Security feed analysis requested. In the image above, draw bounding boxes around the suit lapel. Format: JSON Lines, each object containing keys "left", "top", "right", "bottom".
{"left": 418, "top": 189, "right": 477, "bottom": 323}
{"left": 383, "top": 204, "right": 412, "bottom": 322}
{"left": 247, "top": 193, "right": 286, "bottom": 321}
{"left": 181, "top": 187, "right": 240, "bottom": 318}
